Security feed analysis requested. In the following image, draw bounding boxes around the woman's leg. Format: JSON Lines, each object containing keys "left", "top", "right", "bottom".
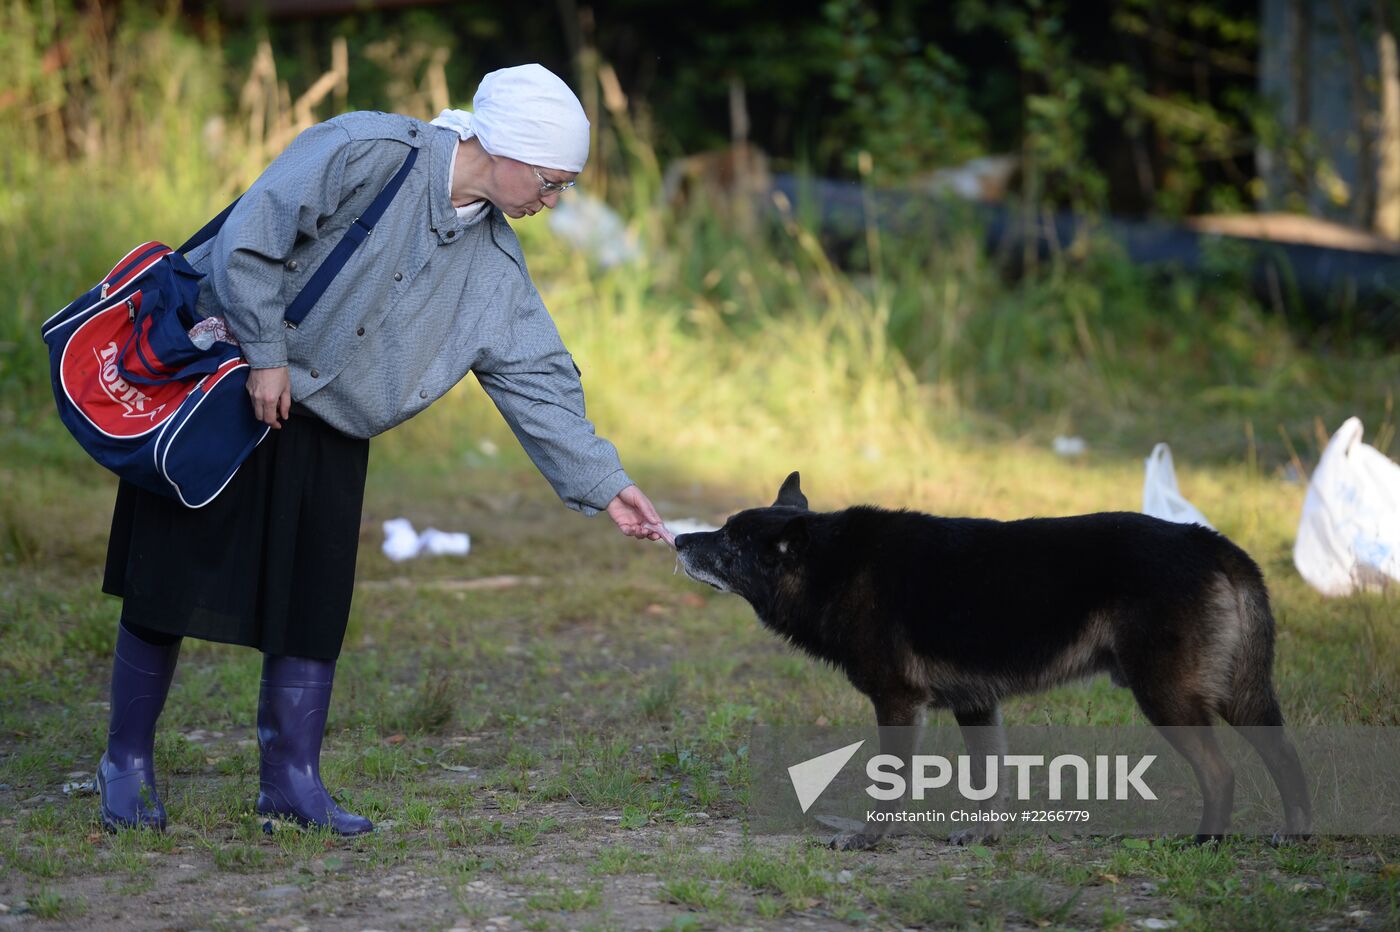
{"left": 255, "top": 654, "right": 372, "bottom": 835}
{"left": 97, "top": 615, "right": 181, "bottom": 831}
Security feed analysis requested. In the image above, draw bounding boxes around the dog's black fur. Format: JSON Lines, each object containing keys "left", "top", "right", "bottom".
{"left": 675, "top": 472, "right": 1311, "bottom": 849}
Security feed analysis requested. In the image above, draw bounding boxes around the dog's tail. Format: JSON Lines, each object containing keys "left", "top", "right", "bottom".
{"left": 1221, "top": 557, "right": 1285, "bottom": 728}
{"left": 1218, "top": 547, "right": 1313, "bottom": 836}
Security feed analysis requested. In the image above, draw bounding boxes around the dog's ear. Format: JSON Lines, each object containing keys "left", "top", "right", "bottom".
{"left": 776, "top": 514, "right": 809, "bottom": 558}
{"left": 773, "top": 471, "right": 808, "bottom": 510}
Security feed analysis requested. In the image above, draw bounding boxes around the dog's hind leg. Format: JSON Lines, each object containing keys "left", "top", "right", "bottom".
{"left": 950, "top": 706, "right": 1009, "bottom": 845}
{"left": 1227, "top": 705, "right": 1312, "bottom": 843}
{"left": 830, "top": 696, "right": 924, "bottom": 852}
{"left": 1130, "top": 686, "right": 1235, "bottom": 843}
{"left": 1220, "top": 584, "right": 1312, "bottom": 842}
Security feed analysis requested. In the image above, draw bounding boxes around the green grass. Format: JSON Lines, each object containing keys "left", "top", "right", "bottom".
{"left": 3, "top": 17, "right": 1400, "bottom": 928}
{"left": 2, "top": 356, "right": 1397, "bottom": 931}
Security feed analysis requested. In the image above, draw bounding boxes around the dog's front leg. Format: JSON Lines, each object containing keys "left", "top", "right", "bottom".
{"left": 950, "top": 706, "right": 1009, "bottom": 845}
{"left": 830, "top": 697, "right": 924, "bottom": 851}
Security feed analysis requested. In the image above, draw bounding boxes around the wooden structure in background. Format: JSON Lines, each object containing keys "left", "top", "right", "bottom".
{"left": 1259, "top": 0, "right": 1400, "bottom": 238}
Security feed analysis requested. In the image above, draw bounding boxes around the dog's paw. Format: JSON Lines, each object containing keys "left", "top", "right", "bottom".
{"left": 1268, "top": 831, "right": 1312, "bottom": 847}
{"left": 829, "top": 831, "right": 882, "bottom": 851}
{"left": 948, "top": 827, "right": 1000, "bottom": 847}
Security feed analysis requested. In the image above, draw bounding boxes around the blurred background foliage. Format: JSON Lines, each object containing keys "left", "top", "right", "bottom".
{"left": 2, "top": 0, "right": 1272, "bottom": 208}
{"left": 0, "top": 0, "right": 1396, "bottom": 496}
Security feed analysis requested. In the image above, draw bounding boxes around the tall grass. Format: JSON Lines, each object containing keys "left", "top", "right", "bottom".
{"left": 0, "top": 3, "right": 1397, "bottom": 735}
{"left": 2, "top": 5, "right": 1397, "bottom": 513}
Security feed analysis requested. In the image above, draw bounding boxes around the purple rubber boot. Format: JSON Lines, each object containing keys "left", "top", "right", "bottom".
{"left": 255, "top": 655, "right": 373, "bottom": 835}
{"left": 96, "top": 622, "right": 181, "bottom": 832}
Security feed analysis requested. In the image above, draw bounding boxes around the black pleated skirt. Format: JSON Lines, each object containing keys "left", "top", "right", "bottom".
{"left": 103, "top": 405, "right": 369, "bottom": 661}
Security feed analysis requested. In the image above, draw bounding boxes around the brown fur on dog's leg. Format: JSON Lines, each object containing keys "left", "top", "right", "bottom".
{"left": 830, "top": 697, "right": 924, "bottom": 851}
{"left": 1217, "top": 615, "right": 1313, "bottom": 839}
{"left": 948, "top": 706, "right": 1009, "bottom": 846}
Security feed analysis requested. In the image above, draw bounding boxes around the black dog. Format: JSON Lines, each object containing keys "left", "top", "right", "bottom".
{"left": 675, "top": 473, "right": 1311, "bottom": 849}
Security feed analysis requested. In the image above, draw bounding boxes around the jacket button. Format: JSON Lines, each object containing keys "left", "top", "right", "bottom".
{"left": 285, "top": 259, "right": 299, "bottom": 271}
{"left": 409, "top": 128, "right": 417, "bottom": 137}
{"left": 419, "top": 389, "right": 428, "bottom": 399}
{"left": 446, "top": 230, "right": 455, "bottom": 239}
{"left": 356, "top": 326, "right": 365, "bottom": 336}
{"left": 393, "top": 272, "right": 403, "bottom": 281}
{"left": 310, "top": 369, "right": 319, "bottom": 378}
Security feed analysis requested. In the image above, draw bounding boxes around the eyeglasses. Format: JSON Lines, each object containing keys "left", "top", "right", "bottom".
{"left": 533, "top": 166, "right": 576, "bottom": 196}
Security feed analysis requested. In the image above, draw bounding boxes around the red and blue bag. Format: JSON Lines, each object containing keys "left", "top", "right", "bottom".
{"left": 40, "top": 242, "right": 265, "bottom": 507}
{"left": 40, "top": 146, "right": 418, "bottom": 507}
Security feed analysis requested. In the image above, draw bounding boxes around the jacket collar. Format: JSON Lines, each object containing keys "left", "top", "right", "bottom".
{"left": 427, "top": 124, "right": 468, "bottom": 245}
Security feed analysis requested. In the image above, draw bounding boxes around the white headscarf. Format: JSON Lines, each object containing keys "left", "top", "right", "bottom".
{"left": 431, "top": 63, "right": 590, "bottom": 172}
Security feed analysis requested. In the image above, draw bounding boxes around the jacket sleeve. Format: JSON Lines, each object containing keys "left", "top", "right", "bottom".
{"left": 474, "top": 281, "right": 632, "bottom": 516}
{"left": 207, "top": 122, "right": 354, "bottom": 369}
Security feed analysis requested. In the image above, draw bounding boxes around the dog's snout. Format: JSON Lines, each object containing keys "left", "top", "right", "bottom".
{"left": 674, "top": 533, "right": 695, "bottom": 550}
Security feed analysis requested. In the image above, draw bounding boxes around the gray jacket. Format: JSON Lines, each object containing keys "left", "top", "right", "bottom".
{"left": 185, "top": 111, "right": 631, "bottom": 515}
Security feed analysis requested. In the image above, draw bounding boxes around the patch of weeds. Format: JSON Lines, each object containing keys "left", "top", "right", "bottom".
{"left": 155, "top": 732, "right": 210, "bottom": 774}
{"left": 211, "top": 843, "right": 268, "bottom": 873}
{"left": 719, "top": 843, "right": 836, "bottom": 905}
{"left": 565, "top": 740, "right": 655, "bottom": 810}
{"left": 211, "top": 743, "right": 257, "bottom": 776}
{"left": 12, "top": 838, "right": 70, "bottom": 879}
{"left": 619, "top": 804, "right": 649, "bottom": 829}
{"left": 993, "top": 876, "right": 1083, "bottom": 926}
{"left": 353, "top": 743, "right": 418, "bottom": 781}
{"left": 527, "top": 772, "right": 572, "bottom": 802}
{"left": 439, "top": 851, "right": 491, "bottom": 882}
{"left": 524, "top": 878, "right": 602, "bottom": 911}
{"left": 19, "top": 803, "right": 76, "bottom": 835}
{"left": 699, "top": 702, "right": 757, "bottom": 747}
{"left": 28, "top": 886, "right": 85, "bottom": 920}
{"left": 343, "top": 785, "right": 392, "bottom": 820}
{"left": 638, "top": 670, "right": 679, "bottom": 720}
{"left": 505, "top": 745, "right": 543, "bottom": 770}
{"left": 658, "top": 916, "right": 705, "bottom": 932}
{"left": 507, "top": 816, "right": 559, "bottom": 847}
{"left": 1272, "top": 844, "right": 1325, "bottom": 875}
{"left": 1019, "top": 841, "right": 1098, "bottom": 887}
{"left": 870, "top": 876, "right": 970, "bottom": 927}
{"left": 396, "top": 665, "right": 459, "bottom": 734}
{"left": 1141, "top": 839, "right": 1240, "bottom": 898}
{"left": 753, "top": 894, "right": 786, "bottom": 919}
{"left": 271, "top": 826, "right": 337, "bottom": 861}
{"left": 445, "top": 816, "right": 504, "bottom": 847}
{"left": 0, "top": 748, "right": 56, "bottom": 786}
{"left": 661, "top": 876, "right": 732, "bottom": 912}
{"left": 1099, "top": 901, "right": 1130, "bottom": 929}
{"left": 399, "top": 798, "right": 436, "bottom": 830}
{"left": 689, "top": 771, "right": 722, "bottom": 810}
{"left": 590, "top": 844, "right": 652, "bottom": 875}
{"left": 61, "top": 606, "right": 117, "bottom": 659}
{"left": 1184, "top": 879, "right": 1322, "bottom": 930}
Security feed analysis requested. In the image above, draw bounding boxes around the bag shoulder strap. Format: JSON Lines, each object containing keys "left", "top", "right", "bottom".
{"left": 178, "top": 199, "right": 240, "bottom": 256}
{"left": 285, "top": 146, "right": 419, "bottom": 328}
{"left": 175, "top": 145, "right": 421, "bottom": 328}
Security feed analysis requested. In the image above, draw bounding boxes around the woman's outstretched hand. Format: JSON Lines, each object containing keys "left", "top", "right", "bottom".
{"left": 606, "top": 485, "right": 672, "bottom": 544}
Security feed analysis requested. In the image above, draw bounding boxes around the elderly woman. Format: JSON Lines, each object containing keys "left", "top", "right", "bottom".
{"left": 99, "top": 64, "right": 665, "bottom": 835}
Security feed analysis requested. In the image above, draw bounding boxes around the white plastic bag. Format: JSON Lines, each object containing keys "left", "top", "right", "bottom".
{"left": 1143, "top": 442, "right": 1214, "bottom": 529}
{"left": 547, "top": 193, "right": 642, "bottom": 268}
{"left": 1294, "top": 417, "right": 1400, "bottom": 596}
{"left": 381, "top": 518, "right": 471, "bottom": 562}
